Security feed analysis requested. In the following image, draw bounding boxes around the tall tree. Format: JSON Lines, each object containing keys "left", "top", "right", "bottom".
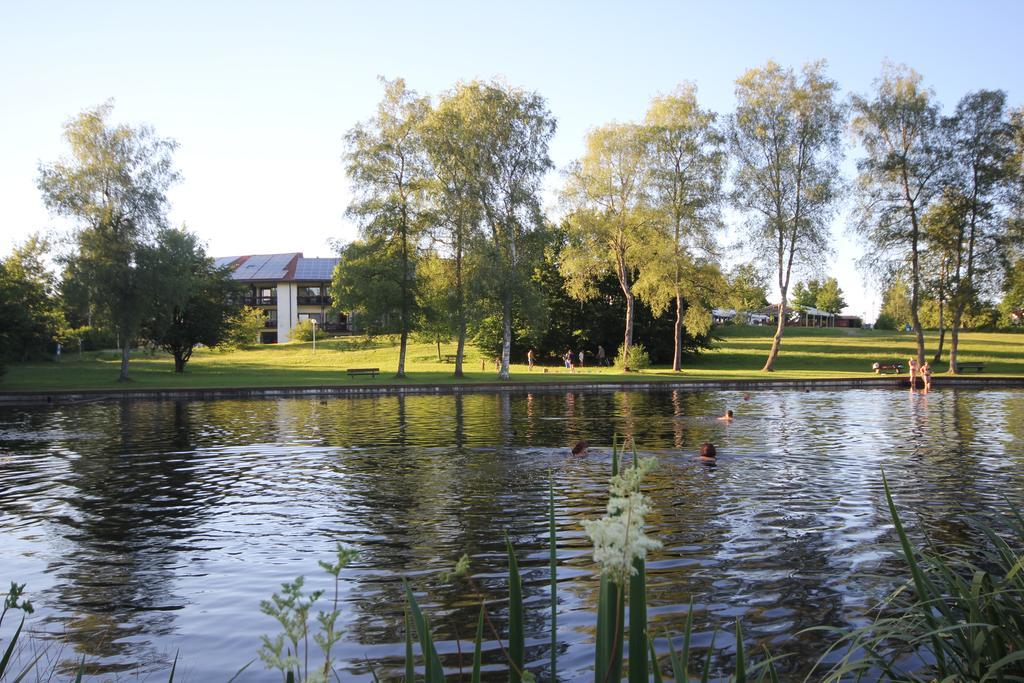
{"left": 851, "top": 63, "right": 944, "bottom": 369}
{"left": 421, "top": 88, "right": 485, "bottom": 377}
{"left": 638, "top": 84, "right": 726, "bottom": 371}
{"left": 343, "top": 78, "right": 431, "bottom": 378}
{"left": 449, "top": 81, "right": 555, "bottom": 379}
{"left": 941, "top": 90, "right": 1016, "bottom": 372}
{"left": 139, "top": 228, "right": 241, "bottom": 372}
{"left": 38, "top": 101, "right": 179, "bottom": 381}
{"left": 730, "top": 60, "right": 845, "bottom": 371}
{"left": 724, "top": 262, "right": 769, "bottom": 315}
{"left": 921, "top": 192, "right": 964, "bottom": 361}
{"left": 330, "top": 237, "right": 406, "bottom": 335}
{"left": 562, "top": 123, "right": 652, "bottom": 365}
{"left": 876, "top": 276, "right": 913, "bottom": 330}
{"left": 790, "top": 279, "right": 821, "bottom": 308}
{"left": 815, "top": 277, "right": 846, "bottom": 314}
{"left": 0, "top": 235, "right": 66, "bottom": 364}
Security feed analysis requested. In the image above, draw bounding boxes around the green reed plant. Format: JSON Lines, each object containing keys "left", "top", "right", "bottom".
{"left": 809, "top": 471, "right": 1024, "bottom": 682}
{"left": 258, "top": 543, "right": 358, "bottom": 683}
{"left": 1, "top": 581, "right": 38, "bottom": 680}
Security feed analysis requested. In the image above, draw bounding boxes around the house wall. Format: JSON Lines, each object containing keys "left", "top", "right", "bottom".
{"left": 277, "top": 282, "right": 297, "bottom": 341}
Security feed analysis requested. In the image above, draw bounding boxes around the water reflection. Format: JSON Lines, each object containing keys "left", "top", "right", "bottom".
{"left": 0, "top": 388, "right": 1022, "bottom": 681}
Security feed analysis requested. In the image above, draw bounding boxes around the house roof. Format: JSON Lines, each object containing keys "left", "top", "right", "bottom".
{"left": 214, "top": 253, "right": 339, "bottom": 282}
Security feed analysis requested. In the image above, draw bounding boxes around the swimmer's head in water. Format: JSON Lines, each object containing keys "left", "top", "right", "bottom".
{"left": 571, "top": 440, "right": 588, "bottom": 456}
{"left": 700, "top": 442, "right": 717, "bottom": 458}
{"left": 725, "top": 410, "right": 734, "bottom": 418}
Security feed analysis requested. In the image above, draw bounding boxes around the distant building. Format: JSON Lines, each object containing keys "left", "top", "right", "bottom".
{"left": 214, "top": 253, "right": 350, "bottom": 344}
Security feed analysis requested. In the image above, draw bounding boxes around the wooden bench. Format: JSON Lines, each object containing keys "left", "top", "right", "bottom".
{"left": 872, "top": 362, "right": 904, "bottom": 375}
{"left": 957, "top": 362, "right": 985, "bottom": 373}
{"left": 346, "top": 368, "right": 380, "bottom": 378}
{"left": 442, "top": 354, "right": 458, "bottom": 364}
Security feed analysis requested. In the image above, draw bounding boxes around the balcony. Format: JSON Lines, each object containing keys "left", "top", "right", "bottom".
{"left": 297, "top": 295, "right": 332, "bottom": 306}
{"left": 242, "top": 295, "right": 277, "bottom": 306}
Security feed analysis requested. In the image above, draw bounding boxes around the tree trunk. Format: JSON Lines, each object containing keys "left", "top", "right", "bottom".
{"left": 903, "top": 172, "right": 926, "bottom": 368}
{"left": 455, "top": 324, "right": 466, "bottom": 379}
{"left": 396, "top": 204, "right": 410, "bottom": 379}
{"left": 397, "top": 328, "right": 408, "bottom": 378}
{"left": 623, "top": 291, "right": 635, "bottom": 367}
{"left": 672, "top": 292, "right": 684, "bottom": 372}
{"left": 948, "top": 307, "right": 963, "bottom": 374}
{"left": 933, "top": 295, "right": 945, "bottom": 363}
{"left": 436, "top": 340, "right": 441, "bottom": 362}
{"left": 454, "top": 240, "right": 465, "bottom": 378}
{"left": 763, "top": 289, "right": 788, "bottom": 372}
{"left": 118, "top": 339, "right": 131, "bottom": 382}
{"left": 765, "top": 301, "right": 786, "bottom": 370}
{"left": 499, "top": 292, "right": 512, "bottom": 380}
{"left": 174, "top": 352, "right": 186, "bottom": 373}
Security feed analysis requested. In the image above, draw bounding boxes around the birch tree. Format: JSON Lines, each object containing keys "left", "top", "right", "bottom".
{"left": 38, "top": 101, "right": 179, "bottom": 381}
{"left": 448, "top": 81, "right": 554, "bottom": 380}
{"left": 851, "top": 63, "right": 944, "bottom": 369}
{"left": 637, "top": 84, "right": 725, "bottom": 371}
{"left": 941, "top": 90, "right": 1015, "bottom": 372}
{"left": 562, "top": 123, "right": 652, "bottom": 365}
{"left": 421, "top": 89, "right": 485, "bottom": 377}
{"left": 730, "top": 61, "right": 845, "bottom": 371}
{"left": 342, "top": 78, "right": 431, "bottom": 378}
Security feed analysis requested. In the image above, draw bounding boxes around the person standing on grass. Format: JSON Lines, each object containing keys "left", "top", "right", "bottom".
{"left": 527, "top": 348, "right": 535, "bottom": 371}
{"left": 596, "top": 345, "right": 606, "bottom": 367}
{"left": 578, "top": 349, "right": 585, "bottom": 368}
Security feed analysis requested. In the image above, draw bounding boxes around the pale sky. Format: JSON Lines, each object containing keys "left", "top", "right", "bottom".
{"left": 2, "top": 1, "right": 1022, "bottom": 321}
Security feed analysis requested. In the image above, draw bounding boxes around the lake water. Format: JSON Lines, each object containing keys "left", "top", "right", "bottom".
{"left": 1, "top": 387, "right": 1022, "bottom": 681}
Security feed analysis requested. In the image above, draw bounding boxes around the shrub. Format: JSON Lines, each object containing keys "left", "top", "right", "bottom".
{"left": 614, "top": 343, "right": 651, "bottom": 371}
{"left": 220, "top": 306, "right": 266, "bottom": 349}
{"left": 289, "top": 319, "right": 317, "bottom": 342}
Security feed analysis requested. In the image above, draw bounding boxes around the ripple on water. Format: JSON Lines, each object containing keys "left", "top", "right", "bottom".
{"left": 0, "top": 388, "right": 1022, "bottom": 680}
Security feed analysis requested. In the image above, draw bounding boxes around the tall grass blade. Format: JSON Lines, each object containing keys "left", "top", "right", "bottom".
{"left": 595, "top": 575, "right": 612, "bottom": 683}
{"left": 628, "top": 558, "right": 648, "bottom": 683}
{"left": 226, "top": 658, "right": 255, "bottom": 683}
{"left": 882, "top": 470, "right": 950, "bottom": 674}
{"left": 73, "top": 655, "right": 85, "bottom": 683}
{"left": 167, "top": 650, "right": 178, "bottom": 682}
{"left": 681, "top": 596, "right": 694, "bottom": 681}
{"left": 595, "top": 577, "right": 624, "bottom": 683}
{"left": 666, "top": 628, "right": 685, "bottom": 683}
{"left": 405, "top": 610, "right": 414, "bottom": 683}
{"left": 647, "top": 636, "right": 663, "bottom": 683}
{"left": 612, "top": 437, "right": 619, "bottom": 477}
{"left": 506, "top": 535, "right": 525, "bottom": 683}
{"left": 0, "top": 614, "right": 24, "bottom": 676}
{"left": 761, "top": 646, "right": 780, "bottom": 683}
{"left": 471, "top": 603, "right": 485, "bottom": 683}
{"left": 404, "top": 579, "right": 444, "bottom": 683}
{"left": 549, "top": 470, "right": 557, "bottom": 678}
{"left": 734, "top": 620, "right": 745, "bottom": 682}
{"left": 10, "top": 650, "right": 46, "bottom": 683}
{"left": 700, "top": 631, "right": 716, "bottom": 683}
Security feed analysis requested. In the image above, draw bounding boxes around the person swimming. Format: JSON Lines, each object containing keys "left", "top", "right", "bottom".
{"left": 717, "top": 409, "right": 734, "bottom": 421}
{"left": 571, "top": 440, "right": 588, "bottom": 456}
{"left": 699, "top": 442, "right": 717, "bottom": 459}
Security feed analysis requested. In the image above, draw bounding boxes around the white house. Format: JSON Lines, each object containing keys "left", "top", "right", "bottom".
{"left": 214, "top": 253, "right": 350, "bottom": 343}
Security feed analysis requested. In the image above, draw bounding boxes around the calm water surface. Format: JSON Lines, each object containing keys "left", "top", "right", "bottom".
{"left": 1, "top": 388, "right": 1022, "bottom": 681}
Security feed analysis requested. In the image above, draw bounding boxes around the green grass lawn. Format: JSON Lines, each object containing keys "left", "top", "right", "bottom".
{"left": 2, "top": 327, "right": 1022, "bottom": 392}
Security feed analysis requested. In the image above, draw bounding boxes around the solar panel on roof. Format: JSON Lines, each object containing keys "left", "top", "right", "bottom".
{"left": 252, "top": 253, "right": 299, "bottom": 280}
{"left": 295, "top": 258, "right": 339, "bottom": 280}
